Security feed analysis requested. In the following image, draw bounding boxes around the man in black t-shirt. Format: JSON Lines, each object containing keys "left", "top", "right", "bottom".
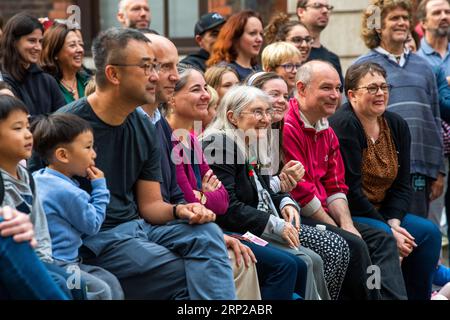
{"left": 58, "top": 28, "right": 235, "bottom": 300}
{"left": 296, "top": 0, "right": 344, "bottom": 87}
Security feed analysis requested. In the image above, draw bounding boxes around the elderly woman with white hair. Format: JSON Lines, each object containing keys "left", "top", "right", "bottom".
{"left": 201, "top": 85, "right": 350, "bottom": 300}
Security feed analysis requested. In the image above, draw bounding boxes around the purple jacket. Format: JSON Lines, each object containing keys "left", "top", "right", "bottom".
{"left": 173, "top": 133, "right": 229, "bottom": 215}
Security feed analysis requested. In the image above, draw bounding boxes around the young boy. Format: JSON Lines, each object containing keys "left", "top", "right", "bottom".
{"left": 32, "top": 113, "right": 123, "bottom": 300}
{"left": 0, "top": 94, "right": 85, "bottom": 299}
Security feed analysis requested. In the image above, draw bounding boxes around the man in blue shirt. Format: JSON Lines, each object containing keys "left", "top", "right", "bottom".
{"left": 417, "top": 0, "right": 450, "bottom": 77}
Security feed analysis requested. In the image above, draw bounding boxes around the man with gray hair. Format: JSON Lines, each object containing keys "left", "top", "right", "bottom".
{"left": 283, "top": 60, "right": 407, "bottom": 300}
{"left": 117, "top": 0, "right": 151, "bottom": 29}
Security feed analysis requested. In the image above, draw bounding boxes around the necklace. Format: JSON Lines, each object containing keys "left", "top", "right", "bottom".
{"left": 61, "top": 78, "right": 77, "bottom": 95}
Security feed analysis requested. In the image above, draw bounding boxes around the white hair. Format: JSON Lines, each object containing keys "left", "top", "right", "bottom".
{"left": 201, "top": 85, "right": 273, "bottom": 165}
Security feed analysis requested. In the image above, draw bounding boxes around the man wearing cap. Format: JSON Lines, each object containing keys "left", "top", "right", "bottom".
{"left": 180, "top": 12, "right": 226, "bottom": 72}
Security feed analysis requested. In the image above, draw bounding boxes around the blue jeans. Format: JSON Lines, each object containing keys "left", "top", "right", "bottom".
{"left": 0, "top": 218, "right": 68, "bottom": 300}
{"left": 353, "top": 214, "right": 441, "bottom": 300}
{"left": 82, "top": 219, "right": 235, "bottom": 300}
{"left": 238, "top": 239, "right": 307, "bottom": 299}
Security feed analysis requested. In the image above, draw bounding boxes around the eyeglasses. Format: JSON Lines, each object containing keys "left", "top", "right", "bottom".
{"left": 305, "top": 2, "right": 334, "bottom": 11}
{"left": 287, "top": 36, "right": 314, "bottom": 45}
{"left": 109, "top": 62, "right": 161, "bottom": 76}
{"left": 354, "top": 83, "right": 392, "bottom": 95}
{"left": 278, "top": 63, "right": 302, "bottom": 73}
{"left": 240, "top": 108, "right": 274, "bottom": 120}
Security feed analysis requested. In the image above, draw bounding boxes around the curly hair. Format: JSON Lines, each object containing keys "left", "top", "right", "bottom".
{"left": 264, "top": 12, "right": 308, "bottom": 45}
{"left": 207, "top": 10, "right": 263, "bottom": 67}
{"left": 361, "top": 0, "right": 413, "bottom": 49}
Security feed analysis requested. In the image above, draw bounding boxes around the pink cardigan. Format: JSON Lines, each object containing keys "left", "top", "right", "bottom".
{"left": 173, "top": 133, "right": 229, "bottom": 215}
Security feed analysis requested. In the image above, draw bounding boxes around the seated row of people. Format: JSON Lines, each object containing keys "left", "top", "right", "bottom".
{"left": 0, "top": 26, "right": 444, "bottom": 300}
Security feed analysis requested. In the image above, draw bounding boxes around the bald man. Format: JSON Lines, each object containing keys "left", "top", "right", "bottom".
{"left": 283, "top": 60, "right": 407, "bottom": 300}
{"left": 117, "top": 0, "right": 151, "bottom": 29}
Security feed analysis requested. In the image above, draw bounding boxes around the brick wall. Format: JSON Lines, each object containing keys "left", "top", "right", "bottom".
{"left": 0, "top": 0, "right": 74, "bottom": 26}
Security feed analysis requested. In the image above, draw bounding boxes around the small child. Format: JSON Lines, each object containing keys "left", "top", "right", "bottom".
{"left": 32, "top": 113, "right": 123, "bottom": 300}
{"left": 0, "top": 94, "right": 78, "bottom": 299}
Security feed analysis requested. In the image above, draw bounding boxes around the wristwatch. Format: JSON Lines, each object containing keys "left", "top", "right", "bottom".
{"left": 172, "top": 204, "right": 179, "bottom": 219}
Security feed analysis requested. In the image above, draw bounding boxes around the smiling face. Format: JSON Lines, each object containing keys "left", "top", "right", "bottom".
{"left": 349, "top": 72, "right": 389, "bottom": 119}
{"left": 0, "top": 110, "right": 33, "bottom": 163}
{"left": 56, "top": 30, "right": 84, "bottom": 72}
{"left": 380, "top": 7, "right": 410, "bottom": 48}
{"left": 286, "top": 24, "right": 312, "bottom": 61}
{"left": 236, "top": 17, "right": 264, "bottom": 60}
{"left": 171, "top": 70, "right": 210, "bottom": 122}
{"left": 261, "top": 78, "right": 289, "bottom": 124}
{"left": 153, "top": 39, "right": 180, "bottom": 104}
{"left": 232, "top": 98, "right": 272, "bottom": 140}
{"left": 16, "top": 28, "right": 43, "bottom": 67}
{"left": 298, "top": 63, "right": 341, "bottom": 122}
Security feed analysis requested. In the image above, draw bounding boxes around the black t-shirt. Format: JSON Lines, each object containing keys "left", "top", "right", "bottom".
{"left": 57, "top": 97, "right": 162, "bottom": 231}
{"left": 307, "top": 46, "right": 344, "bottom": 90}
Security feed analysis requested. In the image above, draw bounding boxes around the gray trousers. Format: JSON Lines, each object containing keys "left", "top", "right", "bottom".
{"left": 262, "top": 235, "right": 331, "bottom": 300}
{"left": 81, "top": 219, "right": 236, "bottom": 300}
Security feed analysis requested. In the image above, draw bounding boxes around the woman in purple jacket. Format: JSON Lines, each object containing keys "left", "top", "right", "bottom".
{"left": 165, "top": 65, "right": 312, "bottom": 300}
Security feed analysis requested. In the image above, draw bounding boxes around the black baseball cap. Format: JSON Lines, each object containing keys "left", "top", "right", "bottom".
{"left": 194, "top": 12, "right": 226, "bottom": 36}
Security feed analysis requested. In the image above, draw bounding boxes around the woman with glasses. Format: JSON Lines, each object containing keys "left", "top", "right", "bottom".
{"left": 262, "top": 42, "right": 303, "bottom": 97}
{"left": 329, "top": 62, "right": 441, "bottom": 300}
{"left": 207, "top": 10, "right": 263, "bottom": 82}
{"left": 168, "top": 66, "right": 312, "bottom": 300}
{"left": 0, "top": 13, "right": 66, "bottom": 116}
{"left": 246, "top": 71, "right": 305, "bottom": 194}
{"left": 265, "top": 12, "right": 313, "bottom": 63}
{"left": 41, "top": 22, "right": 89, "bottom": 103}
{"left": 201, "top": 85, "right": 351, "bottom": 300}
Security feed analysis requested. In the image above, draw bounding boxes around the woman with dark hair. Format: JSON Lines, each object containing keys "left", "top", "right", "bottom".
{"left": 0, "top": 13, "right": 65, "bottom": 116}
{"left": 41, "top": 22, "right": 89, "bottom": 103}
{"left": 264, "top": 12, "right": 313, "bottom": 63}
{"left": 329, "top": 61, "right": 442, "bottom": 300}
{"left": 207, "top": 10, "right": 263, "bottom": 81}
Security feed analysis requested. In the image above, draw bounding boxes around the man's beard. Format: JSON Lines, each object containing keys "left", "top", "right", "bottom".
{"left": 432, "top": 26, "right": 450, "bottom": 38}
